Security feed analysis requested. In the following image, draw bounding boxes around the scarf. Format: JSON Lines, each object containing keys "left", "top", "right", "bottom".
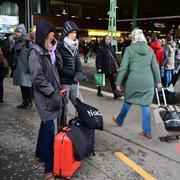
{"left": 63, "top": 37, "right": 79, "bottom": 56}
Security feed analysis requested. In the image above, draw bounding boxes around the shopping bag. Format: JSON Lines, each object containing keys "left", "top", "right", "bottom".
{"left": 94, "top": 73, "right": 105, "bottom": 86}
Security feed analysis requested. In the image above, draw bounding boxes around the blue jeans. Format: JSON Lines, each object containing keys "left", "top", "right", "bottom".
{"left": 35, "top": 120, "right": 54, "bottom": 173}
{"left": 116, "top": 101, "right": 151, "bottom": 135}
{"left": 164, "top": 70, "right": 173, "bottom": 87}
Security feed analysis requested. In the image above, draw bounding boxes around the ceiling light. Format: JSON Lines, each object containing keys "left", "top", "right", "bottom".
{"left": 86, "top": 17, "right": 90, "bottom": 19}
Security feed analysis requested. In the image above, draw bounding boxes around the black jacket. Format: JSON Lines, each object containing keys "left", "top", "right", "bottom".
{"left": 96, "top": 44, "right": 116, "bottom": 74}
{"left": 58, "top": 21, "right": 82, "bottom": 84}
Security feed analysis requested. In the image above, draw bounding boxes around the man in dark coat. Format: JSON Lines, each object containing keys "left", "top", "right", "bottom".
{"left": 96, "top": 35, "right": 120, "bottom": 99}
{"left": 1, "top": 33, "right": 14, "bottom": 64}
{"left": 57, "top": 21, "right": 86, "bottom": 107}
{"left": 29, "top": 19, "right": 62, "bottom": 180}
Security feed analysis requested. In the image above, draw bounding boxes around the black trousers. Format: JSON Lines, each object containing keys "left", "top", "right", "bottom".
{"left": 97, "top": 73, "right": 116, "bottom": 94}
{"left": 20, "top": 86, "right": 32, "bottom": 103}
{"left": 0, "top": 63, "right": 4, "bottom": 100}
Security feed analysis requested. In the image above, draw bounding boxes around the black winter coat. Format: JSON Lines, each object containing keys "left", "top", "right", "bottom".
{"left": 58, "top": 43, "right": 82, "bottom": 84}
{"left": 96, "top": 44, "right": 116, "bottom": 74}
{"left": 58, "top": 21, "right": 82, "bottom": 85}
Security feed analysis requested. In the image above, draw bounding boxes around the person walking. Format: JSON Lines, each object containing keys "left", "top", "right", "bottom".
{"left": 57, "top": 21, "right": 86, "bottom": 108}
{"left": 13, "top": 24, "right": 32, "bottom": 109}
{"left": 28, "top": 19, "right": 62, "bottom": 180}
{"left": 95, "top": 35, "right": 120, "bottom": 99}
{"left": 83, "top": 40, "right": 89, "bottom": 63}
{"left": 150, "top": 36, "right": 164, "bottom": 68}
{"left": 163, "top": 35, "right": 176, "bottom": 87}
{"left": 113, "top": 29, "right": 162, "bottom": 139}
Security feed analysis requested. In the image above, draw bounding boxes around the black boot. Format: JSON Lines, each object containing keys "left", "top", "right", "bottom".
{"left": 97, "top": 86, "right": 103, "bottom": 97}
{"left": 17, "top": 102, "right": 27, "bottom": 109}
{"left": 25, "top": 101, "right": 33, "bottom": 109}
{"left": 97, "top": 92, "right": 103, "bottom": 97}
{"left": 113, "top": 91, "right": 121, "bottom": 100}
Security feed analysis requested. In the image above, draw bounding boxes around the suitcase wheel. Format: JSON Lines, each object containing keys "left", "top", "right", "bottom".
{"left": 159, "top": 136, "right": 169, "bottom": 142}
{"left": 62, "top": 177, "right": 70, "bottom": 180}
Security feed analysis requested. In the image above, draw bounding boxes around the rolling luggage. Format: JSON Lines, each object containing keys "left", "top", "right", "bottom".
{"left": 53, "top": 127, "right": 81, "bottom": 179}
{"left": 54, "top": 89, "right": 81, "bottom": 179}
{"left": 80, "top": 126, "right": 95, "bottom": 156}
{"left": 69, "top": 117, "right": 95, "bottom": 156}
{"left": 153, "top": 88, "right": 180, "bottom": 142}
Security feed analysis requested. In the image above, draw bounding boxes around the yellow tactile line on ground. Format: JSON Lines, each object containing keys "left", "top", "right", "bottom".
{"left": 115, "top": 152, "right": 156, "bottom": 180}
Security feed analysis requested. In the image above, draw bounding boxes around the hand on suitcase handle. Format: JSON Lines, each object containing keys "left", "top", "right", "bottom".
{"left": 157, "top": 82, "right": 163, "bottom": 92}
{"left": 59, "top": 88, "right": 69, "bottom": 95}
{"left": 62, "top": 127, "right": 69, "bottom": 132}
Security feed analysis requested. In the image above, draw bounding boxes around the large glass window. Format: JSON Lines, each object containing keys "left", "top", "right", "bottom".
{"left": 32, "top": 0, "right": 41, "bottom": 14}
{"left": 50, "top": 0, "right": 66, "bottom": 16}
{"left": 0, "top": 1, "right": 18, "bottom": 16}
{"left": 0, "top": 1, "right": 19, "bottom": 34}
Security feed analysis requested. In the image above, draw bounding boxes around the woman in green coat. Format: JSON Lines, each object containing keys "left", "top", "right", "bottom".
{"left": 113, "top": 29, "right": 162, "bottom": 139}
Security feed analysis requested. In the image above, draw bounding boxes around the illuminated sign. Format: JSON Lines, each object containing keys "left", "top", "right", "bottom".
{"left": 88, "top": 30, "right": 129, "bottom": 37}
{"left": 154, "top": 23, "right": 165, "bottom": 28}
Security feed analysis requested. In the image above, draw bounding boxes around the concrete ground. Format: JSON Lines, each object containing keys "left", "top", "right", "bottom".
{"left": 0, "top": 56, "right": 180, "bottom": 180}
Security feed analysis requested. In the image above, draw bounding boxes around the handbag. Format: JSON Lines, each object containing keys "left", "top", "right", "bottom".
{"left": 107, "top": 48, "right": 119, "bottom": 71}
{"left": 76, "top": 98, "right": 103, "bottom": 130}
{"left": 160, "top": 106, "right": 180, "bottom": 131}
{"left": 94, "top": 73, "right": 105, "bottom": 86}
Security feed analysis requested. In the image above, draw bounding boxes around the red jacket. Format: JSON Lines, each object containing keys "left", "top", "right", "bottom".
{"left": 150, "top": 41, "right": 164, "bottom": 67}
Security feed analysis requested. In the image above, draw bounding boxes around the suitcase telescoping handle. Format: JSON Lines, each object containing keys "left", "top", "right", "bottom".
{"left": 155, "top": 87, "right": 167, "bottom": 107}
{"left": 77, "top": 82, "right": 79, "bottom": 98}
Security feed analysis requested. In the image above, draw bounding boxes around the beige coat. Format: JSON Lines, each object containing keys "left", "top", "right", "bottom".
{"left": 165, "top": 42, "right": 175, "bottom": 70}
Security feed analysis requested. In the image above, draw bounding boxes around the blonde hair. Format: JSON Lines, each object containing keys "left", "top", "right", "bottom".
{"left": 131, "top": 28, "right": 147, "bottom": 44}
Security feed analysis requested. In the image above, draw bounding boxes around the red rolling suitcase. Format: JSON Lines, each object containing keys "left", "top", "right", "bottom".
{"left": 53, "top": 127, "right": 81, "bottom": 179}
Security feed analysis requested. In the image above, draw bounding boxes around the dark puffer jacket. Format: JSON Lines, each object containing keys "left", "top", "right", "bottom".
{"left": 58, "top": 21, "right": 82, "bottom": 84}
{"left": 96, "top": 44, "right": 116, "bottom": 74}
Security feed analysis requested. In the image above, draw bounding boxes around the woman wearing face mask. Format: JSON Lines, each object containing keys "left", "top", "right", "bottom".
{"left": 28, "top": 19, "right": 62, "bottom": 180}
{"left": 57, "top": 21, "right": 86, "bottom": 108}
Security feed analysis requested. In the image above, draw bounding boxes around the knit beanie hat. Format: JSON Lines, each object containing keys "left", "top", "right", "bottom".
{"left": 15, "top": 24, "right": 27, "bottom": 35}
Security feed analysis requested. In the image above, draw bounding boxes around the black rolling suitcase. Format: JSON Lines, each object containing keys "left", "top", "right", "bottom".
{"left": 154, "top": 88, "right": 180, "bottom": 142}
{"left": 79, "top": 126, "right": 95, "bottom": 156}
{"left": 69, "top": 117, "right": 95, "bottom": 156}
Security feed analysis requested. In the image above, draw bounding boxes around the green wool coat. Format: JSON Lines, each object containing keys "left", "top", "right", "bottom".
{"left": 116, "top": 42, "right": 161, "bottom": 106}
